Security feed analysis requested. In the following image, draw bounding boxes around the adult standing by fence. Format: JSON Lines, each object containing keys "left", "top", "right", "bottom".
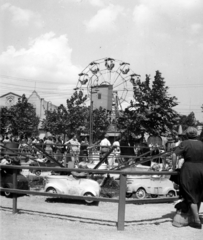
{"left": 44, "top": 136, "right": 54, "bottom": 160}
{"left": 172, "top": 126, "right": 203, "bottom": 229}
{"left": 99, "top": 134, "right": 111, "bottom": 167}
{"left": 55, "top": 136, "right": 63, "bottom": 163}
{"left": 79, "top": 137, "right": 89, "bottom": 162}
{"left": 66, "top": 134, "right": 80, "bottom": 166}
{"left": 111, "top": 136, "right": 121, "bottom": 166}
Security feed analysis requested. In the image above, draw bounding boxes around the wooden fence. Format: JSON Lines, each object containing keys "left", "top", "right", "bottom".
{"left": 0, "top": 164, "right": 178, "bottom": 231}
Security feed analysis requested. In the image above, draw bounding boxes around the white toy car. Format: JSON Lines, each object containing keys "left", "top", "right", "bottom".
{"left": 44, "top": 175, "right": 101, "bottom": 204}
{"left": 126, "top": 174, "right": 177, "bottom": 199}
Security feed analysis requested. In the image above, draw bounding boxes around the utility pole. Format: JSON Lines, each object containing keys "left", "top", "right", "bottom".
{"left": 89, "top": 86, "right": 98, "bottom": 146}
{"left": 89, "top": 87, "right": 95, "bottom": 163}
{"left": 89, "top": 98, "right": 93, "bottom": 146}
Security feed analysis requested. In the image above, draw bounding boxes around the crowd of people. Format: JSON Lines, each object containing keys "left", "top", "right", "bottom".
{"left": 0, "top": 134, "right": 89, "bottom": 166}
{"left": 0, "top": 132, "right": 182, "bottom": 168}
{"left": 1, "top": 129, "right": 202, "bottom": 167}
{"left": 0, "top": 132, "right": 143, "bottom": 168}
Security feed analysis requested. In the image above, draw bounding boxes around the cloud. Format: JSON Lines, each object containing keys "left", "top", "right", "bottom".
{"left": 88, "top": 0, "right": 104, "bottom": 7}
{"left": 132, "top": 0, "right": 203, "bottom": 49}
{"left": 133, "top": 0, "right": 203, "bottom": 32}
{"left": 1, "top": 3, "right": 44, "bottom": 28}
{"left": 62, "top": 0, "right": 104, "bottom": 6}
{"left": 0, "top": 32, "right": 81, "bottom": 85}
{"left": 84, "top": 4, "right": 124, "bottom": 32}
{"left": 133, "top": 4, "right": 157, "bottom": 37}
{"left": 190, "top": 23, "right": 202, "bottom": 35}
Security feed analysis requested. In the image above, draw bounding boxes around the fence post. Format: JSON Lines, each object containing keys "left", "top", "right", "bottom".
{"left": 117, "top": 173, "right": 126, "bottom": 231}
{"left": 12, "top": 169, "right": 18, "bottom": 214}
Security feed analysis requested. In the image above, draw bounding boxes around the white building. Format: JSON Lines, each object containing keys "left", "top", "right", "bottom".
{"left": 0, "top": 92, "right": 22, "bottom": 108}
{"left": 28, "top": 90, "right": 57, "bottom": 123}
{"left": 92, "top": 84, "right": 113, "bottom": 111}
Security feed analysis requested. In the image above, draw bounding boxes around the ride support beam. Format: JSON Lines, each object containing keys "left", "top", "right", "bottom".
{"left": 93, "top": 146, "right": 116, "bottom": 170}
{"left": 33, "top": 144, "right": 64, "bottom": 168}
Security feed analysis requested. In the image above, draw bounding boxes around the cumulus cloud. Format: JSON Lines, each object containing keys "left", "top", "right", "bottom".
{"left": 62, "top": 0, "right": 104, "bottom": 6}
{"left": 84, "top": 4, "right": 124, "bottom": 32}
{"left": 0, "top": 32, "right": 81, "bottom": 85}
{"left": 132, "top": 0, "right": 203, "bottom": 47}
{"left": 88, "top": 0, "right": 104, "bottom": 7}
{"left": 1, "top": 3, "right": 44, "bottom": 28}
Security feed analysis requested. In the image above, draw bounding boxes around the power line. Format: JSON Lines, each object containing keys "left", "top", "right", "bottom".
{"left": 0, "top": 74, "right": 75, "bottom": 85}
{"left": 0, "top": 82, "right": 75, "bottom": 91}
{"left": 1, "top": 74, "right": 203, "bottom": 88}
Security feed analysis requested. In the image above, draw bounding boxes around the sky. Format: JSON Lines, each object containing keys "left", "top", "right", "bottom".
{"left": 0, "top": 0, "right": 203, "bottom": 121}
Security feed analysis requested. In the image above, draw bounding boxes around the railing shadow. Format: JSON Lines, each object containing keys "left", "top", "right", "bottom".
{"left": 0, "top": 206, "right": 175, "bottom": 227}
{"left": 45, "top": 197, "right": 98, "bottom": 206}
{"left": 0, "top": 206, "right": 116, "bottom": 227}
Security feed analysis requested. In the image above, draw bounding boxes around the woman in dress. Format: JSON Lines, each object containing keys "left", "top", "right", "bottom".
{"left": 172, "top": 126, "right": 203, "bottom": 229}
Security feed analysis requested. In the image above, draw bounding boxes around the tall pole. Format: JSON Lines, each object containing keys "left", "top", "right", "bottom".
{"left": 89, "top": 92, "right": 93, "bottom": 146}
{"left": 91, "top": 100, "right": 93, "bottom": 144}
{"left": 89, "top": 89, "right": 93, "bottom": 162}
{"left": 89, "top": 84, "right": 95, "bottom": 146}
{"left": 89, "top": 83, "right": 97, "bottom": 146}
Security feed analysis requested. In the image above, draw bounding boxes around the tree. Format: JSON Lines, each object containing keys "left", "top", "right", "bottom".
{"left": 92, "top": 107, "right": 111, "bottom": 141}
{"left": 118, "top": 71, "right": 180, "bottom": 138}
{"left": 66, "top": 91, "right": 89, "bottom": 136}
{"left": 6, "top": 94, "right": 40, "bottom": 136}
{"left": 0, "top": 107, "right": 10, "bottom": 135}
{"left": 42, "top": 91, "right": 89, "bottom": 138}
{"left": 178, "top": 112, "right": 197, "bottom": 131}
{"left": 42, "top": 91, "right": 113, "bottom": 142}
{"left": 41, "top": 104, "right": 70, "bottom": 137}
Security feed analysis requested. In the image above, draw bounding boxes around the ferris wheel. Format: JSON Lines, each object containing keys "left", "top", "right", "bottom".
{"left": 75, "top": 57, "right": 141, "bottom": 111}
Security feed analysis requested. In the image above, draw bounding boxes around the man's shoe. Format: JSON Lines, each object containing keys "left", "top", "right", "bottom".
{"left": 189, "top": 222, "right": 202, "bottom": 229}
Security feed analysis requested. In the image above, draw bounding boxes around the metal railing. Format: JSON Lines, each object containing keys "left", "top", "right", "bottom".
{"left": 0, "top": 164, "right": 178, "bottom": 231}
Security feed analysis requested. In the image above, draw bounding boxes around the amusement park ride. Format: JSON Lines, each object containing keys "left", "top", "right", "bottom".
{"left": 74, "top": 57, "right": 141, "bottom": 144}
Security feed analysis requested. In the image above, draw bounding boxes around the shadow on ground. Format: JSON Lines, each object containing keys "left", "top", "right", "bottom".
{"left": 0, "top": 205, "right": 175, "bottom": 228}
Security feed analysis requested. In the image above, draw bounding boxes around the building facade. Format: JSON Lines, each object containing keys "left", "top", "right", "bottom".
{"left": 0, "top": 92, "right": 21, "bottom": 108}
{"left": 91, "top": 84, "right": 113, "bottom": 111}
{"left": 0, "top": 91, "right": 58, "bottom": 137}
{"left": 28, "top": 90, "right": 57, "bottom": 123}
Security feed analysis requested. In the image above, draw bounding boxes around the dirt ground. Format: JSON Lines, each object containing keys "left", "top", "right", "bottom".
{"left": 0, "top": 193, "right": 203, "bottom": 240}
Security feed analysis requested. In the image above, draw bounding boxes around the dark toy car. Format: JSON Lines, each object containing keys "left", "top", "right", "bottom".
{"left": 0, "top": 158, "right": 29, "bottom": 197}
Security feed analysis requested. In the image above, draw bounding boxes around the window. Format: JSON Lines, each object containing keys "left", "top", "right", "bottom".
{"left": 98, "top": 93, "right": 101, "bottom": 99}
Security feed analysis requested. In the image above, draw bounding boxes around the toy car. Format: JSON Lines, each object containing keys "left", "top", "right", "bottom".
{"left": 44, "top": 175, "right": 101, "bottom": 204}
{"left": 126, "top": 174, "right": 177, "bottom": 199}
{"left": 0, "top": 160, "right": 29, "bottom": 197}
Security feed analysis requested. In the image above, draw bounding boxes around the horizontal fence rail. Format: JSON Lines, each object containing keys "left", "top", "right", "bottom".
{"left": 0, "top": 164, "right": 178, "bottom": 175}
{"left": 0, "top": 164, "right": 178, "bottom": 231}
